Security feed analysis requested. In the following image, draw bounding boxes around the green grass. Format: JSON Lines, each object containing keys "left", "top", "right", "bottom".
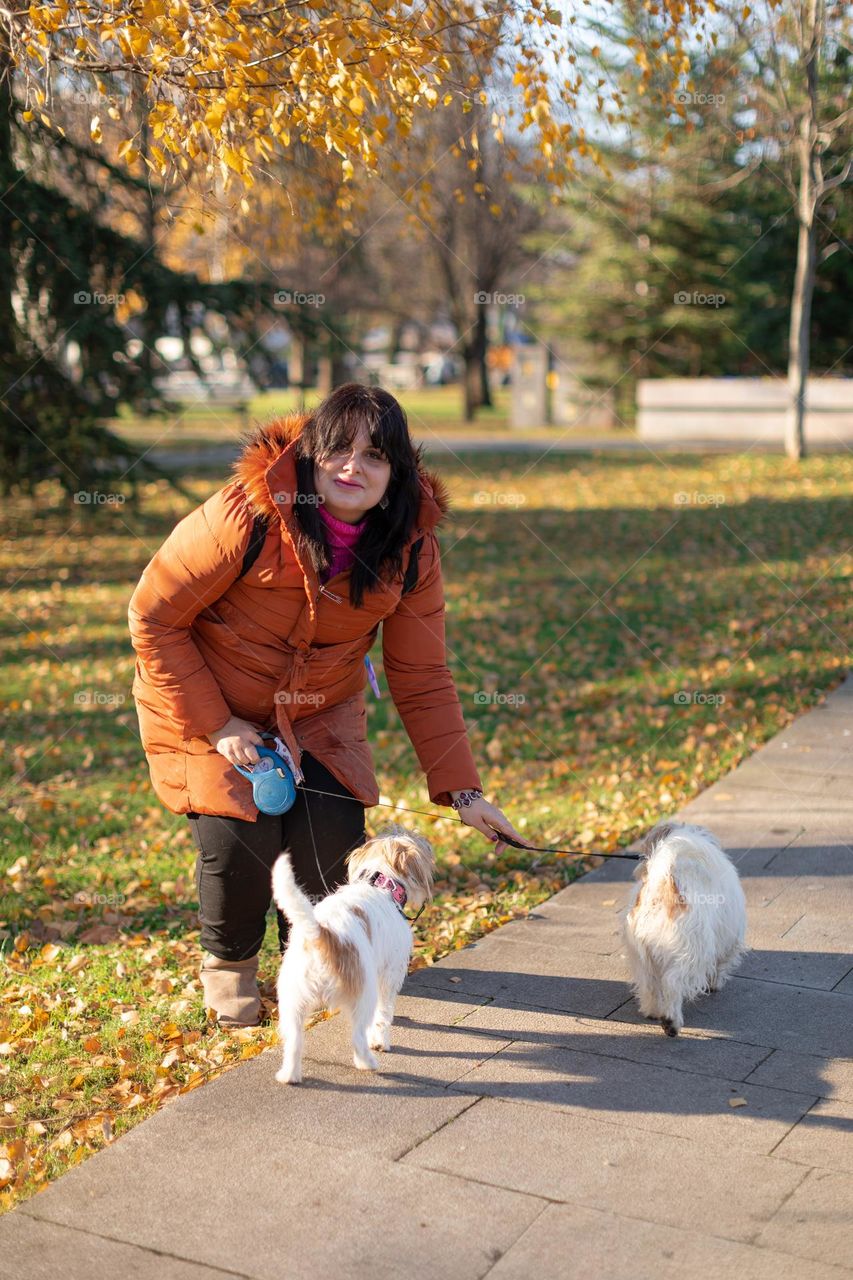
{"left": 1, "top": 447, "right": 850, "bottom": 1206}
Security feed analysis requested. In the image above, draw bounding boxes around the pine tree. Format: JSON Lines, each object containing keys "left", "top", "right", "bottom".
{"left": 0, "top": 52, "right": 279, "bottom": 496}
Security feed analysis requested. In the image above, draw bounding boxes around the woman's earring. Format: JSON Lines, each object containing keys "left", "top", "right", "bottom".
{"left": 379, "top": 494, "right": 389, "bottom": 510}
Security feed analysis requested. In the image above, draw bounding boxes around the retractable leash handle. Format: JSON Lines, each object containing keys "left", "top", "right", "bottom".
{"left": 232, "top": 745, "right": 297, "bottom": 815}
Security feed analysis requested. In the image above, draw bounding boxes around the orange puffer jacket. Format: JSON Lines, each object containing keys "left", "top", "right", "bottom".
{"left": 127, "top": 413, "right": 483, "bottom": 821}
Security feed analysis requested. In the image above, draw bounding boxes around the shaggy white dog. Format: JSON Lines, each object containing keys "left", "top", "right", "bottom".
{"left": 271, "top": 825, "right": 435, "bottom": 1084}
{"left": 622, "top": 820, "right": 747, "bottom": 1036}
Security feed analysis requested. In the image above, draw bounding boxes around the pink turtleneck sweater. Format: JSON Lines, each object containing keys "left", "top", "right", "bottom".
{"left": 318, "top": 505, "right": 366, "bottom": 583}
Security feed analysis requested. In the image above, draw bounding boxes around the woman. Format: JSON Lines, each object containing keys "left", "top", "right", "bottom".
{"left": 128, "top": 383, "right": 527, "bottom": 1026}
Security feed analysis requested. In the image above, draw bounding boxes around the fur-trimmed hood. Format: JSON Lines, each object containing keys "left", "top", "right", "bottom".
{"left": 231, "top": 411, "right": 451, "bottom": 533}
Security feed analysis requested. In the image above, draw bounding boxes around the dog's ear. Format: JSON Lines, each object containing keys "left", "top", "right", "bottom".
{"left": 345, "top": 839, "right": 374, "bottom": 881}
{"left": 383, "top": 830, "right": 436, "bottom": 901}
{"left": 642, "top": 821, "right": 677, "bottom": 857}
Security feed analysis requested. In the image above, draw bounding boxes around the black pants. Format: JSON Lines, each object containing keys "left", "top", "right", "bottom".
{"left": 188, "top": 751, "right": 366, "bottom": 961}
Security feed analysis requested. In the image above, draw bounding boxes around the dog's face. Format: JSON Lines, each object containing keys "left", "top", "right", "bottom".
{"left": 347, "top": 825, "right": 436, "bottom": 909}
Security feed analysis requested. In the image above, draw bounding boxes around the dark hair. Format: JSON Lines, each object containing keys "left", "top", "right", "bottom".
{"left": 293, "top": 383, "right": 424, "bottom": 608}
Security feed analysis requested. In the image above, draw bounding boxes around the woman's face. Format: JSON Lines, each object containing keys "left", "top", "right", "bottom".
{"left": 313, "top": 423, "right": 392, "bottom": 523}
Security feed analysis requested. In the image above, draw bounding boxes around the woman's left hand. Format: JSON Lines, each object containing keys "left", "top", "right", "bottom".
{"left": 452, "top": 794, "right": 535, "bottom": 856}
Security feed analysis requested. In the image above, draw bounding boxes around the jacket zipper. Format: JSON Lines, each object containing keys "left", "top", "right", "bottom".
{"left": 318, "top": 584, "right": 344, "bottom": 604}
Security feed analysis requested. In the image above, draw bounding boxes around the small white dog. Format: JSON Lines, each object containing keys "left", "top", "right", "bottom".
{"left": 271, "top": 824, "right": 435, "bottom": 1084}
{"left": 622, "top": 820, "right": 747, "bottom": 1036}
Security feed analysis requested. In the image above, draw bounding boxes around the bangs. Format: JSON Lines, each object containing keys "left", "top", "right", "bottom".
{"left": 307, "top": 383, "right": 419, "bottom": 474}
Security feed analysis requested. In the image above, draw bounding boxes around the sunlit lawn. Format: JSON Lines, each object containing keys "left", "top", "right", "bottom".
{"left": 1, "top": 445, "right": 850, "bottom": 1207}
{"left": 112, "top": 384, "right": 632, "bottom": 460}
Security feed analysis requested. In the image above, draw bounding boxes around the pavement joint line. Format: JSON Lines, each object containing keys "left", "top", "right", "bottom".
{"left": 409, "top": 1126, "right": 821, "bottom": 1253}
{"left": 464, "top": 1090, "right": 826, "bottom": 1158}
{"left": 760, "top": 823, "right": 816, "bottom": 872}
{"left": 477, "top": 1197, "right": 554, "bottom": 1280}
{"left": 745, "top": 1162, "right": 819, "bottom": 1248}
{"left": 14, "top": 1208, "right": 257, "bottom": 1279}
{"left": 452, "top": 1078, "right": 825, "bottom": 1150}
{"left": 605, "top": 1011, "right": 815, "bottom": 1056}
{"left": 443, "top": 1014, "right": 790, "bottom": 1084}
{"left": 390, "top": 1092, "right": 484, "bottom": 1163}
{"left": 742, "top": 1046, "right": 782, "bottom": 1082}
{"left": 726, "top": 973, "right": 853, "bottom": 999}
{"left": 831, "top": 965, "right": 853, "bottom": 991}
{"left": 762, "top": 1097, "right": 832, "bottom": 1160}
{"left": 729, "top": 971, "right": 851, "bottom": 993}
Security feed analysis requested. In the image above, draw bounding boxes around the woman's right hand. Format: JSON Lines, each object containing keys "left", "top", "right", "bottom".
{"left": 207, "top": 716, "right": 264, "bottom": 768}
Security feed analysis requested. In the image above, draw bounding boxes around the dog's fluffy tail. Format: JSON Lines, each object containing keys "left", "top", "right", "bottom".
{"left": 271, "top": 853, "right": 320, "bottom": 939}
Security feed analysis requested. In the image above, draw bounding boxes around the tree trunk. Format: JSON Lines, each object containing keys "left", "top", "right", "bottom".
{"left": 785, "top": 0, "right": 821, "bottom": 462}
{"left": 0, "top": 35, "right": 17, "bottom": 358}
{"left": 463, "top": 348, "right": 479, "bottom": 421}
{"left": 462, "top": 301, "right": 490, "bottom": 420}
{"left": 785, "top": 201, "right": 817, "bottom": 461}
{"left": 137, "top": 96, "right": 158, "bottom": 415}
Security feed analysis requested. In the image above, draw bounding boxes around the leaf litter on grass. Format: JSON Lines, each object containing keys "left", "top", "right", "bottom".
{"left": 1, "top": 451, "right": 851, "bottom": 1207}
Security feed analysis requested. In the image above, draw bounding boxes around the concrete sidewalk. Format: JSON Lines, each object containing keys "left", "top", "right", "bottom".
{"left": 3, "top": 678, "right": 853, "bottom": 1279}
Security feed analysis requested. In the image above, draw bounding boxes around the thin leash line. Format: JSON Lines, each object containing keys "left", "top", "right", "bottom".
{"left": 294, "top": 783, "right": 642, "bottom": 862}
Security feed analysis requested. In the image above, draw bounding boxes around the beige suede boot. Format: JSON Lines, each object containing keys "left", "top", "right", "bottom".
{"left": 200, "top": 953, "right": 261, "bottom": 1027}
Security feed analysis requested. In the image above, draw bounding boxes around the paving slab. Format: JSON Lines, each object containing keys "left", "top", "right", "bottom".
{"left": 3, "top": 672, "right": 852, "bottom": 1276}
{"left": 611, "top": 974, "right": 853, "bottom": 1058}
{"left": 403, "top": 1096, "right": 809, "bottom": 1242}
{"left": 769, "top": 1099, "right": 853, "bottom": 1174}
{"left": 765, "top": 835, "right": 853, "bottom": 878}
{"left": 757, "top": 1168, "right": 853, "bottom": 1271}
{"left": 449, "top": 1040, "right": 815, "bottom": 1154}
{"left": 487, "top": 1200, "right": 851, "bottom": 1280}
{"left": 746, "top": 1049, "right": 853, "bottom": 1101}
{"left": 0, "top": 1214, "right": 229, "bottom": 1280}
{"left": 737, "top": 943, "right": 853, "bottom": 990}
{"left": 832, "top": 968, "right": 853, "bottom": 995}
{"left": 405, "top": 938, "right": 630, "bottom": 1016}
{"left": 77, "top": 1041, "right": 478, "bottom": 1162}
{"left": 457, "top": 1000, "right": 774, "bottom": 1081}
{"left": 20, "top": 1126, "right": 543, "bottom": 1280}
{"left": 301, "top": 992, "right": 511, "bottom": 1086}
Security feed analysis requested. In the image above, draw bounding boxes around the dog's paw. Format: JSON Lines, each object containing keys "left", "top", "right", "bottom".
{"left": 275, "top": 1065, "right": 302, "bottom": 1084}
{"left": 353, "top": 1050, "right": 379, "bottom": 1071}
{"left": 368, "top": 1026, "right": 391, "bottom": 1052}
{"left": 660, "top": 1017, "right": 680, "bottom": 1037}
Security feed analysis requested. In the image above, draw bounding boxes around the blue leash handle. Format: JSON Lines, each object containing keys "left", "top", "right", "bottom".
{"left": 232, "top": 744, "right": 297, "bottom": 815}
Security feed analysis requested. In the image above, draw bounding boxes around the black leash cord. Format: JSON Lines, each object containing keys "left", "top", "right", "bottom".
{"left": 294, "top": 784, "right": 641, "bottom": 863}
{"left": 495, "top": 829, "right": 641, "bottom": 864}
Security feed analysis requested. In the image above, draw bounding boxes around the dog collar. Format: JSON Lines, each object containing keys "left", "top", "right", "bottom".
{"left": 363, "top": 870, "right": 408, "bottom": 912}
